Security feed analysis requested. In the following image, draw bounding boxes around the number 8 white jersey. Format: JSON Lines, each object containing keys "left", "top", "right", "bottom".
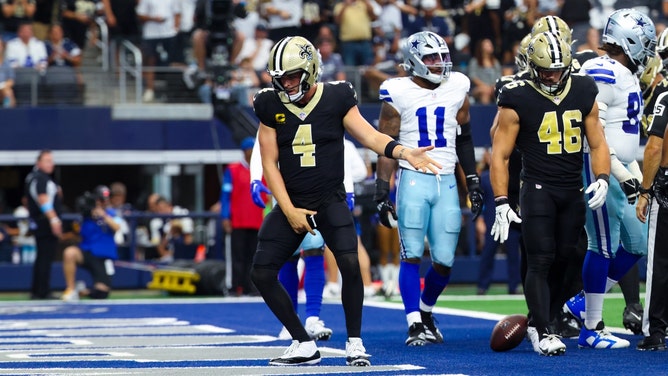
{"left": 581, "top": 56, "right": 643, "bottom": 164}
{"left": 378, "top": 72, "right": 470, "bottom": 174}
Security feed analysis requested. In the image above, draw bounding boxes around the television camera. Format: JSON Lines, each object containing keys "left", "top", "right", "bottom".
{"left": 201, "top": 0, "right": 259, "bottom": 143}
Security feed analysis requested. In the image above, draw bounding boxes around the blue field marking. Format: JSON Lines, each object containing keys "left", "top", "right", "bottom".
{"left": 0, "top": 298, "right": 663, "bottom": 375}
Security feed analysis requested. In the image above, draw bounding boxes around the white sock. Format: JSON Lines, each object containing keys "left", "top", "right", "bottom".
{"left": 407, "top": 311, "right": 421, "bottom": 326}
{"left": 605, "top": 277, "right": 617, "bottom": 293}
{"left": 419, "top": 300, "right": 433, "bottom": 313}
{"left": 584, "top": 292, "right": 605, "bottom": 329}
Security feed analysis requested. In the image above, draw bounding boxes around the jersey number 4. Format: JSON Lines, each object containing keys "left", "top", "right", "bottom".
{"left": 538, "top": 110, "right": 582, "bottom": 154}
{"left": 293, "top": 124, "right": 316, "bottom": 167}
{"left": 416, "top": 106, "right": 448, "bottom": 148}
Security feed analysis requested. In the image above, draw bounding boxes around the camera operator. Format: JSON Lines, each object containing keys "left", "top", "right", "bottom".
{"left": 185, "top": 0, "right": 247, "bottom": 88}
{"left": 61, "top": 185, "right": 121, "bottom": 302}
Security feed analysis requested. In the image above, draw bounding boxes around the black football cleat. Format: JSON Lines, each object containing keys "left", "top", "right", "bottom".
{"left": 623, "top": 303, "right": 643, "bottom": 335}
{"left": 636, "top": 335, "right": 667, "bottom": 351}
{"left": 405, "top": 322, "right": 427, "bottom": 346}
{"left": 420, "top": 310, "right": 444, "bottom": 343}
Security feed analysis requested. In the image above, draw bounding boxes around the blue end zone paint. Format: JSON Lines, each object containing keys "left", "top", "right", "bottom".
{"left": 0, "top": 300, "right": 662, "bottom": 375}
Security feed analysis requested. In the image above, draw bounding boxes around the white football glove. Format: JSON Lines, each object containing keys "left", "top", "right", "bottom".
{"left": 490, "top": 204, "right": 522, "bottom": 243}
{"left": 585, "top": 178, "right": 608, "bottom": 210}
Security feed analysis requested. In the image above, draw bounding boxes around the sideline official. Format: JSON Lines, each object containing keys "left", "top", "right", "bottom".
{"left": 25, "top": 150, "right": 63, "bottom": 300}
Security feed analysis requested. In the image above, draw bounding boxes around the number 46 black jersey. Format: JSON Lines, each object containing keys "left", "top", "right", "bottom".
{"left": 253, "top": 81, "right": 358, "bottom": 209}
{"left": 497, "top": 75, "right": 599, "bottom": 188}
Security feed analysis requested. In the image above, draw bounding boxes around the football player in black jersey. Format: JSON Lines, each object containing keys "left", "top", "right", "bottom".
{"left": 490, "top": 32, "right": 610, "bottom": 356}
{"left": 250, "top": 36, "right": 441, "bottom": 367}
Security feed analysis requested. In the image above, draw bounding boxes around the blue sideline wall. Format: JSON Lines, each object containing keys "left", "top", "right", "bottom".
{"left": 0, "top": 104, "right": 496, "bottom": 152}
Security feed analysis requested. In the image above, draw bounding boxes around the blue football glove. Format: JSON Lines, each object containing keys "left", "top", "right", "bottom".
{"left": 250, "top": 180, "right": 271, "bottom": 208}
{"left": 346, "top": 192, "right": 355, "bottom": 212}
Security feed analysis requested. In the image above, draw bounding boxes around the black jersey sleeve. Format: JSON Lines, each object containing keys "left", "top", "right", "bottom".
{"left": 576, "top": 75, "right": 599, "bottom": 117}
{"left": 496, "top": 80, "right": 525, "bottom": 110}
{"left": 327, "top": 81, "right": 358, "bottom": 116}
{"left": 647, "top": 91, "right": 668, "bottom": 138}
{"left": 252, "top": 88, "right": 280, "bottom": 128}
{"left": 494, "top": 75, "right": 515, "bottom": 99}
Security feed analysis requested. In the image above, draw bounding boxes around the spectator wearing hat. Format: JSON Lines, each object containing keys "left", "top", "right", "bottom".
{"left": 220, "top": 137, "right": 266, "bottom": 296}
{"left": 60, "top": 185, "right": 122, "bottom": 302}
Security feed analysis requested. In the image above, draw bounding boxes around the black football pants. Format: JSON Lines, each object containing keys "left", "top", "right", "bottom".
{"left": 520, "top": 182, "right": 586, "bottom": 336}
{"left": 644, "top": 197, "right": 668, "bottom": 338}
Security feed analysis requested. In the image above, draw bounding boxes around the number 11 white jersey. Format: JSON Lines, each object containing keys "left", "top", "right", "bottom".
{"left": 378, "top": 72, "right": 470, "bottom": 174}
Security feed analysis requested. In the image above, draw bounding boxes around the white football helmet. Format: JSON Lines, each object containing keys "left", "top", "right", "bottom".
{"left": 527, "top": 32, "right": 572, "bottom": 95}
{"left": 267, "top": 36, "right": 320, "bottom": 103}
{"left": 401, "top": 31, "right": 452, "bottom": 84}
{"left": 602, "top": 8, "right": 656, "bottom": 75}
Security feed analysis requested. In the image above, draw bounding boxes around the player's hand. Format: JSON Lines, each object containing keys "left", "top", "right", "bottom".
{"left": 285, "top": 207, "right": 317, "bottom": 235}
{"left": 346, "top": 192, "right": 355, "bottom": 212}
{"left": 585, "top": 178, "right": 609, "bottom": 210}
{"left": 490, "top": 203, "right": 521, "bottom": 243}
{"left": 250, "top": 180, "right": 271, "bottom": 208}
{"left": 403, "top": 146, "right": 442, "bottom": 174}
{"left": 374, "top": 178, "right": 397, "bottom": 228}
{"left": 636, "top": 193, "right": 650, "bottom": 223}
{"left": 466, "top": 174, "right": 484, "bottom": 221}
{"left": 619, "top": 177, "right": 641, "bottom": 205}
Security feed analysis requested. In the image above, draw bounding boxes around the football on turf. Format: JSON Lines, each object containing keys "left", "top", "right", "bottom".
{"left": 489, "top": 314, "right": 528, "bottom": 352}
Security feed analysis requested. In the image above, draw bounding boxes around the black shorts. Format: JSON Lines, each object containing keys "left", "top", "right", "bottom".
{"left": 81, "top": 251, "right": 113, "bottom": 287}
{"left": 520, "top": 181, "right": 586, "bottom": 260}
{"left": 141, "top": 36, "right": 176, "bottom": 64}
{"left": 253, "top": 198, "right": 357, "bottom": 271}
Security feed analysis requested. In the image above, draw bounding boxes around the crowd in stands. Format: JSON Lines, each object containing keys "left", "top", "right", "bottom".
{"left": 1, "top": 0, "right": 666, "bottom": 106}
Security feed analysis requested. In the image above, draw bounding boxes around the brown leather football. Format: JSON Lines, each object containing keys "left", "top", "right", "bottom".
{"left": 490, "top": 314, "right": 528, "bottom": 352}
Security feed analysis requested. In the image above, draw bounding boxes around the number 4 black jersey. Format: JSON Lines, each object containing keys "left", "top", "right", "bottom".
{"left": 253, "top": 81, "right": 358, "bottom": 209}
{"left": 497, "top": 75, "right": 598, "bottom": 188}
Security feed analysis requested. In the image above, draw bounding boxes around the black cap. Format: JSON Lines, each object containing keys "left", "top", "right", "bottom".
{"left": 95, "top": 185, "right": 110, "bottom": 200}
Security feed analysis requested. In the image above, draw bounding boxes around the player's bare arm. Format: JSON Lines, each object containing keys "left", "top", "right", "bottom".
{"left": 343, "top": 105, "right": 442, "bottom": 174}
{"left": 258, "top": 122, "right": 316, "bottom": 235}
{"left": 376, "top": 102, "right": 401, "bottom": 182}
{"left": 583, "top": 102, "right": 611, "bottom": 180}
{"left": 638, "top": 134, "right": 663, "bottom": 222}
{"left": 455, "top": 96, "right": 471, "bottom": 125}
{"left": 489, "top": 110, "right": 500, "bottom": 140}
{"left": 490, "top": 107, "right": 519, "bottom": 198}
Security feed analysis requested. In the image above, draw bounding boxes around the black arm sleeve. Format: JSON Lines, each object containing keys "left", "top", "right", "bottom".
{"left": 456, "top": 122, "right": 477, "bottom": 177}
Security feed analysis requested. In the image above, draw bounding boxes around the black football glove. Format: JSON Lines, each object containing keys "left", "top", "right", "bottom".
{"left": 467, "top": 174, "right": 484, "bottom": 221}
{"left": 374, "top": 178, "right": 397, "bottom": 228}
{"left": 619, "top": 177, "right": 641, "bottom": 205}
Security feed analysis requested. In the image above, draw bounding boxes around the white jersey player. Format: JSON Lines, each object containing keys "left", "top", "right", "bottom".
{"left": 382, "top": 73, "right": 469, "bottom": 174}
{"left": 565, "top": 8, "right": 656, "bottom": 350}
{"left": 374, "top": 31, "right": 483, "bottom": 346}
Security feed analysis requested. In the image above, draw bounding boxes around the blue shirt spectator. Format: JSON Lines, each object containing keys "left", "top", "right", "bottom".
{"left": 79, "top": 207, "right": 120, "bottom": 260}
